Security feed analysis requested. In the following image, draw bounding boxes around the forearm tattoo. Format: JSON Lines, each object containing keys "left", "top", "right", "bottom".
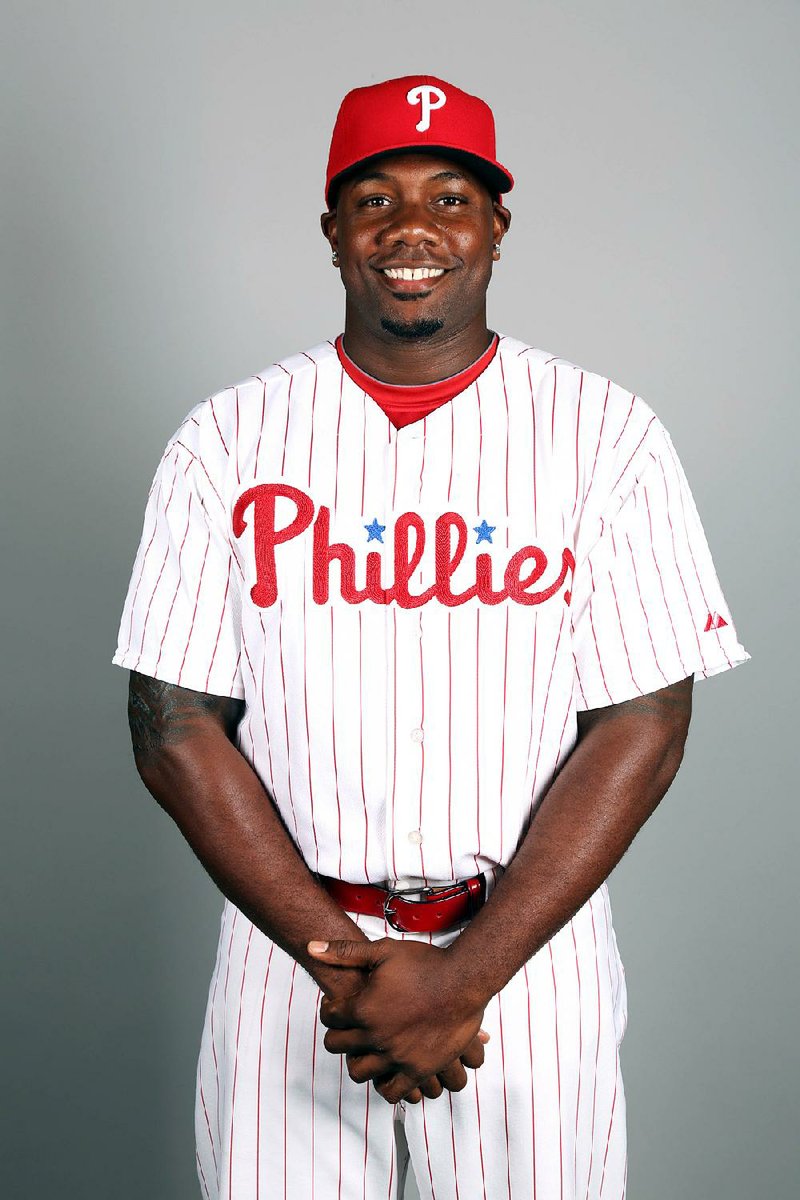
{"left": 127, "top": 671, "right": 245, "bottom": 764}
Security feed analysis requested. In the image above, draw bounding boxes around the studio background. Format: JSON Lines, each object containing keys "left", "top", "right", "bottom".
{"left": 3, "top": 2, "right": 796, "bottom": 1197}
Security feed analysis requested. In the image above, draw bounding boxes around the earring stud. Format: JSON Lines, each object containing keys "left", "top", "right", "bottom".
{"left": 493, "top": 243, "right": 501, "bottom": 258}
{"left": 331, "top": 250, "right": 340, "bottom": 266}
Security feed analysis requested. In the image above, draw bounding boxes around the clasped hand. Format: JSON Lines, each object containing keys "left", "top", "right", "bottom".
{"left": 307, "top": 937, "right": 488, "bottom": 1105}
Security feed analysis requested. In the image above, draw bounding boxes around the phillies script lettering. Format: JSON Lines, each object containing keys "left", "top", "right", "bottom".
{"left": 233, "top": 484, "right": 575, "bottom": 609}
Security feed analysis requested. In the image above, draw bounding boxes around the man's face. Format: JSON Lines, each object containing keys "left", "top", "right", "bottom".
{"left": 321, "top": 153, "right": 510, "bottom": 342}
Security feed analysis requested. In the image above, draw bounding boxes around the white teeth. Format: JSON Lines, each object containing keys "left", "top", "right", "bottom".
{"left": 383, "top": 267, "right": 445, "bottom": 280}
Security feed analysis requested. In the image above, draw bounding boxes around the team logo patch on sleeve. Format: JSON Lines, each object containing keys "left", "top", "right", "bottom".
{"left": 704, "top": 612, "right": 728, "bottom": 631}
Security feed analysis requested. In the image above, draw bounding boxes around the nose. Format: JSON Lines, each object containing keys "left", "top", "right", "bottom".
{"left": 378, "top": 198, "right": 440, "bottom": 248}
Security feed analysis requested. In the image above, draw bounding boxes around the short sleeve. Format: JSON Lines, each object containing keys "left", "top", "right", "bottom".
{"left": 571, "top": 419, "right": 749, "bottom": 710}
{"left": 112, "top": 433, "right": 245, "bottom": 699}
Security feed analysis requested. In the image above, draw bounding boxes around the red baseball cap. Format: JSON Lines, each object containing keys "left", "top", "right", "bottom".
{"left": 325, "top": 75, "right": 514, "bottom": 208}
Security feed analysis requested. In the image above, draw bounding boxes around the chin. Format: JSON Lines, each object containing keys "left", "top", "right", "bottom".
{"left": 379, "top": 315, "right": 445, "bottom": 340}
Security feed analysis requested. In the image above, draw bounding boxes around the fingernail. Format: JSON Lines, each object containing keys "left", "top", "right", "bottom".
{"left": 308, "top": 941, "right": 329, "bottom": 953}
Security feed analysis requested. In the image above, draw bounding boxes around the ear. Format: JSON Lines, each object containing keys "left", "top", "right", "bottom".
{"left": 320, "top": 210, "right": 338, "bottom": 254}
{"left": 491, "top": 201, "right": 511, "bottom": 250}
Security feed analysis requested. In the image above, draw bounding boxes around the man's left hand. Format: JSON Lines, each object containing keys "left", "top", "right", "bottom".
{"left": 307, "top": 937, "right": 488, "bottom": 1103}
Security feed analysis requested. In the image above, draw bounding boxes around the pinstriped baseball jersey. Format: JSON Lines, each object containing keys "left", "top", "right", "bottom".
{"left": 113, "top": 333, "right": 749, "bottom": 887}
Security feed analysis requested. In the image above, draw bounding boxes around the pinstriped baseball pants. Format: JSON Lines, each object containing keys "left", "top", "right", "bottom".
{"left": 194, "top": 884, "right": 627, "bottom": 1199}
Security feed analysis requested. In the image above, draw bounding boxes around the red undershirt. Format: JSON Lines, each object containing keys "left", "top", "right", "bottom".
{"left": 335, "top": 333, "right": 499, "bottom": 430}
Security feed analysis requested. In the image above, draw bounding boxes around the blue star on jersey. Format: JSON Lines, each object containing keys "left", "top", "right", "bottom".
{"left": 365, "top": 518, "right": 386, "bottom": 543}
{"left": 473, "top": 519, "right": 495, "bottom": 544}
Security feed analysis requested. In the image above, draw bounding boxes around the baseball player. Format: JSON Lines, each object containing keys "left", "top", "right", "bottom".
{"left": 114, "top": 75, "right": 749, "bottom": 1199}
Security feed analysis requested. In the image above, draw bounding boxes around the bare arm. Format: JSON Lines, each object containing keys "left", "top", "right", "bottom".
{"left": 127, "top": 670, "right": 371, "bottom": 1000}
{"left": 314, "top": 676, "right": 694, "bottom": 1101}
{"left": 126, "top": 669, "right": 487, "bottom": 1101}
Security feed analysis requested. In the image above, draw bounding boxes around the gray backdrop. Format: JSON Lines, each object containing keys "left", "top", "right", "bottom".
{"left": 3, "top": 1, "right": 796, "bottom": 1197}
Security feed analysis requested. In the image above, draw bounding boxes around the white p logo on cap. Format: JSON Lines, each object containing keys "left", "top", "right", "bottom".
{"left": 406, "top": 85, "right": 447, "bottom": 133}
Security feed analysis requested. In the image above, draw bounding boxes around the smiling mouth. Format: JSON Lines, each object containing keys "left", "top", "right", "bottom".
{"left": 381, "top": 267, "right": 446, "bottom": 281}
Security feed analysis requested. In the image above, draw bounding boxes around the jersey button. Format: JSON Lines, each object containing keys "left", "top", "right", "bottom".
{"left": 408, "top": 830, "right": 424, "bottom": 845}
{"left": 410, "top": 727, "right": 424, "bottom": 743}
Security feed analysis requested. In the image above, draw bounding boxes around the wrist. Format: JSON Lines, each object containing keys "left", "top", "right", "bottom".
{"left": 440, "top": 937, "right": 497, "bottom": 1011}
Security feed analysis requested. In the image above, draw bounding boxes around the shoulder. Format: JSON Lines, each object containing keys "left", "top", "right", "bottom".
{"left": 165, "top": 340, "right": 339, "bottom": 464}
{"left": 497, "top": 332, "right": 663, "bottom": 462}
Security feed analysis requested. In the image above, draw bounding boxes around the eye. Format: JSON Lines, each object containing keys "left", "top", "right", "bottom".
{"left": 436, "top": 194, "right": 469, "bottom": 207}
{"left": 359, "top": 194, "right": 392, "bottom": 208}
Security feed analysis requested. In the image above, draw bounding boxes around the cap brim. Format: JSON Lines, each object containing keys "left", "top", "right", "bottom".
{"left": 327, "top": 144, "right": 514, "bottom": 208}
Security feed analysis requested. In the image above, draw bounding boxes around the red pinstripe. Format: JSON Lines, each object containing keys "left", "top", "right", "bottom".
{"left": 653, "top": 462, "right": 707, "bottom": 668}
{"left": 476, "top": 382, "right": 483, "bottom": 513}
{"left": 280, "top": 377, "right": 293, "bottom": 478}
{"left": 361, "top": 391, "right": 367, "bottom": 516}
{"left": 176, "top": 531, "right": 211, "bottom": 684}
{"left": 277, "top": 599, "right": 300, "bottom": 843}
{"left": 209, "top": 394, "right": 230, "bottom": 457}
{"left": 227, "top": 924, "right": 254, "bottom": 1200}
{"left": 498, "top": 608, "right": 509, "bottom": 860}
{"left": 254, "top": 382, "right": 266, "bottom": 478}
{"left": 152, "top": 492, "right": 193, "bottom": 674}
{"left": 133, "top": 467, "right": 183, "bottom": 666}
{"left": 624, "top": 527, "right": 670, "bottom": 687}
{"left": 282, "top": 962, "right": 298, "bottom": 1200}
{"left": 474, "top": 1068, "right": 488, "bottom": 1200}
{"left": 203, "top": 557, "right": 233, "bottom": 691}
{"left": 497, "top": 992, "right": 513, "bottom": 1200}
{"left": 586, "top": 896, "right": 603, "bottom": 1194}
{"left": 418, "top": 603, "right": 427, "bottom": 878}
{"left": 448, "top": 403, "right": 455, "bottom": 502}
{"left": 389, "top": 606, "right": 399, "bottom": 880}
{"left": 587, "top": 561, "right": 614, "bottom": 704}
{"left": 337, "top": 1057, "right": 344, "bottom": 1200}
{"left": 447, "top": 1091, "right": 461, "bottom": 1200}
{"left": 529, "top": 610, "right": 567, "bottom": 801}
{"left": 584, "top": 380, "right": 611, "bottom": 509}
{"left": 662, "top": 445, "right": 734, "bottom": 669}
{"left": 311, "top": 986, "right": 320, "bottom": 1200}
{"left": 611, "top": 393, "right": 636, "bottom": 450}
{"left": 571, "top": 924, "right": 584, "bottom": 1196}
{"left": 549, "top": 942, "right": 565, "bottom": 1200}
{"left": 526, "top": 361, "right": 538, "bottom": 532}
{"left": 302, "top": 579, "right": 321, "bottom": 872}
{"left": 255, "top": 942, "right": 275, "bottom": 1200}
{"left": 447, "top": 612, "right": 455, "bottom": 879}
{"left": 475, "top": 608, "right": 482, "bottom": 865}
{"left": 125, "top": 456, "right": 178, "bottom": 649}
{"left": 599, "top": 1061, "right": 620, "bottom": 1197}
{"left": 358, "top": 609, "right": 370, "bottom": 881}
{"left": 330, "top": 607, "right": 343, "bottom": 878}
{"left": 259, "top": 612, "right": 277, "bottom": 797}
{"left": 642, "top": 485, "right": 690, "bottom": 674}
{"left": 307, "top": 361, "right": 318, "bottom": 487}
{"left": 608, "top": 574, "right": 644, "bottom": 693}
{"left": 198, "top": 1075, "right": 218, "bottom": 1172}
{"left": 197, "top": 1150, "right": 211, "bottom": 1199}
{"left": 420, "top": 1096, "right": 437, "bottom": 1199}
{"left": 499, "top": 352, "right": 510, "bottom": 548}
{"left": 523, "top": 963, "right": 538, "bottom": 1197}
{"left": 608, "top": 415, "right": 655, "bottom": 497}
{"left": 572, "top": 371, "right": 584, "bottom": 518}
{"left": 551, "top": 364, "right": 557, "bottom": 447}
{"left": 174, "top": 440, "right": 225, "bottom": 510}
{"left": 361, "top": 1081, "right": 371, "bottom": 1200}
{"left": 334, "top": 369, "right": 343, "bottom": 511}
{"left": 234, "top": 388, "right": 240, "bottom": 485}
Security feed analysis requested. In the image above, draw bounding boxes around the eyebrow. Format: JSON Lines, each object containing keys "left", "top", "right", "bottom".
{"left": 351, "top": 169, "right": 470, "bottom": 186}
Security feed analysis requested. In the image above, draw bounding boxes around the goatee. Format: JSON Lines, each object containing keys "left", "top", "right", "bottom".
{"left": 380, "top": 316, "right": 444, "bottom": 340}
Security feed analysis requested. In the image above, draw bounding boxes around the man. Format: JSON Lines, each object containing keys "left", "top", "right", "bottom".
{"left": 114, "top": 76, "right": 749, "bottom": 1199}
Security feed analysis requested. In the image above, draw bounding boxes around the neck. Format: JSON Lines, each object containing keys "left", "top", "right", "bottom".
{"left": 341, "top": 309, "right": 494, "bottom": 386}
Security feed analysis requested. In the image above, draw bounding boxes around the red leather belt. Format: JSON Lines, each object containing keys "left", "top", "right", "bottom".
{"left": 319, "top": 874, "right": 487, "bottom": 933}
